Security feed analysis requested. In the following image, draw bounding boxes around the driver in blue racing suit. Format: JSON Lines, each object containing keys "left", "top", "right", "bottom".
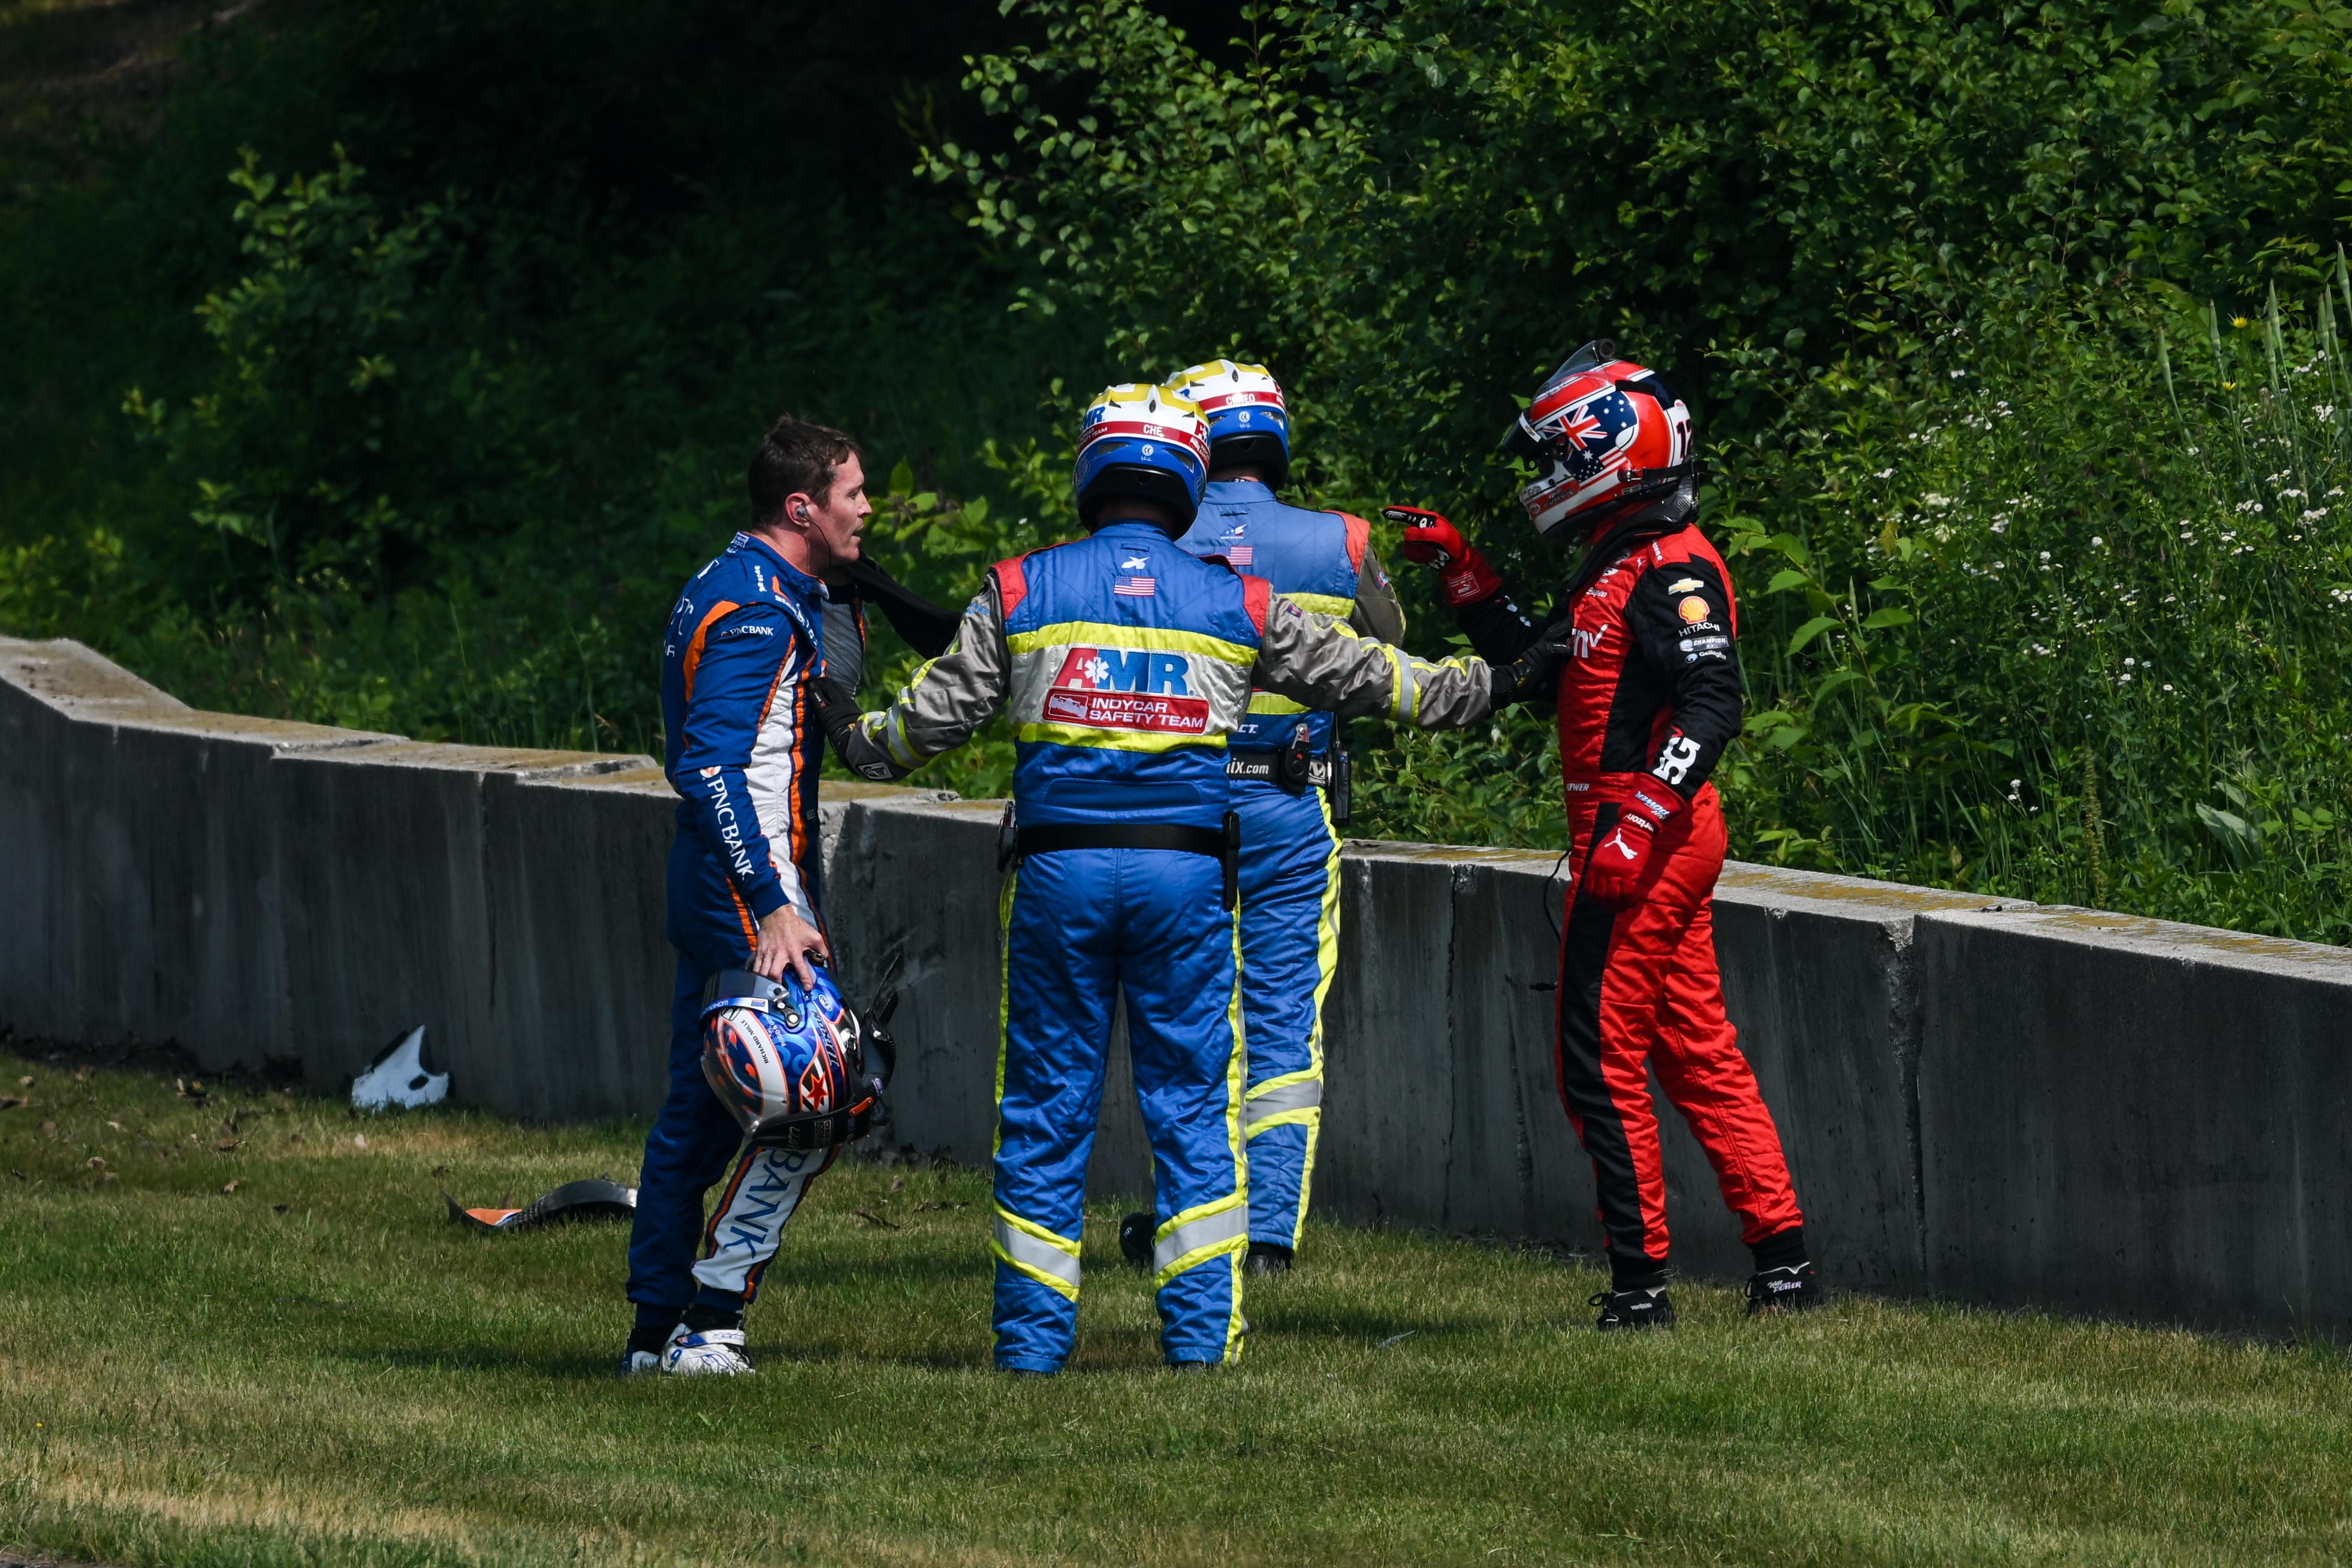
{"left": 819, "top": 381, "right": 1572, "bottom": 1373}
{"left": 622, "top": 414, "right": 947, "bottom": 1377}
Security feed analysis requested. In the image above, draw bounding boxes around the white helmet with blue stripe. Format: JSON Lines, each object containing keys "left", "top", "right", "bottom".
{"left": 1074, "top": 382, "right": 1211, "bottom": 527}
{"left": 1168, "top": 359, "right": 1290, "bottom": 488}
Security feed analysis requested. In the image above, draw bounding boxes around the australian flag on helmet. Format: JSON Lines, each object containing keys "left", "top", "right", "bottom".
{"left": 1506, "top": 338, "right": 1694, "bottom": 537}
{"left": 1545, "top": 384, "right": 1640, "bottom": 484}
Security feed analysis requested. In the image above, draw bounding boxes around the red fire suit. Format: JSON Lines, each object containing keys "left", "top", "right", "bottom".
{"left": 1457, "top": 514, "right": 1802, "bottom": 1275}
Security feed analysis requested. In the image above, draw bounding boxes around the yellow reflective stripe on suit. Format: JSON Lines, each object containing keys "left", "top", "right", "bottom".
{"left": 1010, "top": 723, "right": 1232, "bottom": 753}
{"left": 1152, "top": 1192, "right": 1250, "bottom": 1286}
{"left": 993, "top": 1204, "right": 1082, "bottom": 1299}
{"left": 1005, "top": 620, "right": 1256, "bottom": 667}
{"left": 1246, "top": 690, "right": 1311, "bottom": 716}
{"left": 1245, "top": 1070, "right": 1323, "bottom": 1130}
{"left": 1383, "top": 641, "right": 1419, "bottom": 723}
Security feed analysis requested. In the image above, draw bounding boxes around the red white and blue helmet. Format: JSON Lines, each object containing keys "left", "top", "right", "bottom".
{"left": 1074, "top": 382, "right": 1211, "bottom": 527}
{"left": 1168, "top": 359, "right": 1290, "bottom": 487}
{"left": 698, "top": 966, "right": 882, "bottom": 1151}
{"left": 1504, "top": 340, "right": 1696, "bottom": 538}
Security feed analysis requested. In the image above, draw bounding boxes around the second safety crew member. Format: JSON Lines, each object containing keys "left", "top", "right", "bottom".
{"left": 821, "top": 381, "right": 1569, "bottom": 1373}
{"left": 1140, "top": 358, "right": 1406, "bottom": 1276}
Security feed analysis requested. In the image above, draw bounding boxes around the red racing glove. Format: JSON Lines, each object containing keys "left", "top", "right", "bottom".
{"left": 1579, "top": 782, "right": 1684, "bottom": 909}
{"left": 1385, "top": 505, "right": 1503, "bottom": 607}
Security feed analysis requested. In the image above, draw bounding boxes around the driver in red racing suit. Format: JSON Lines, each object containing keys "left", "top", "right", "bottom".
{"left": 1391, "top": 341, "right": 1824, "bottom": 1329}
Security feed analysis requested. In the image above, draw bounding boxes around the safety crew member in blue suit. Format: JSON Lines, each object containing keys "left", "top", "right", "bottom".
{"left": 819, "top": 382, "right": 1572, "bottom": 1374}
{"left": 1153, "top": 358, "right": 1407, "bottom": 1276}
{"left": 620, "top": 414, "right": 874, "bottom": 1378}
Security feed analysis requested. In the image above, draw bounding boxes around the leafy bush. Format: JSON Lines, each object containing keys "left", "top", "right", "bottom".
{"left": 918, "top": 0, "right": 2352, "bottom": 937}
{"left": 1720, "top": 286, "right": 2352, "bottom": 937}
{"left": 9, "top": 0, "right": 2352, "bottom": 942}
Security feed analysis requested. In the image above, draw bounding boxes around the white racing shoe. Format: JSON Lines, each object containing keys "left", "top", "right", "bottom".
{"left": 661, "top": 1323, "right": 755, "bottom": 1376}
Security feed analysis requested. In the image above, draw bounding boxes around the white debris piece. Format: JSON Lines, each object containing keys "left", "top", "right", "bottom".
{"left": 351, "top": 1026, "right": 449, "bottom": 1111}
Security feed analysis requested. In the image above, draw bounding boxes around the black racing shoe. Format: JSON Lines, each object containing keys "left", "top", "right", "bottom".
{"left": 1590, "top": 1286, "right": 1676, "bottom": 1331}
{"left": 1747, "top": 1262, "right": 1826, "bottom": 1314}
{"left": 1245, "top": 1241, "right": 1294, "bottom": 1277}
{"left": 619, "top": 1321, "right": 673, "bottom": 1377}
{"left": 1118, "top": 1210, "right": 1154, "bottom": 1269}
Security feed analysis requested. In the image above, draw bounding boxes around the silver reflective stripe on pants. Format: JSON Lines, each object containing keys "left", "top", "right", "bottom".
{"left": 994, "top": 1214, "right": 1081, "bottom": 1290}
{"left": 1245, "top": 1075, "right": 1322, "bottom": 1132}
{"left": 1153, "top": 1201, "right": 1249, "bottom": 1275}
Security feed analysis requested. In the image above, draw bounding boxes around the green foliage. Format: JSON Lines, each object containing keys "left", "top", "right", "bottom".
{"left": 913, "top": 0, "right": 2352, "bottom": 937}
{"left": 122, "top": 147, "right": 474, "bottom": 600}
{"left": 1720, "top": 283, "right": 2352, "bottom": 937}
{"left": 931, "top": 0, "right": 2352, "bottom": 505}
{"left": 0, "top": 0, "right": 1080, "bottom": 754}
{"left": 11, "top": 0, "right": 2352, "bottom": 940}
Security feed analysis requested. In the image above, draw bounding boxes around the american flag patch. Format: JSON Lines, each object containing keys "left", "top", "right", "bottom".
{"left": 1114, "top": 577, "right": 1157, "bottom": 598}
{"left": 1226, "top": 545, "right": 1253, "bottom": 566}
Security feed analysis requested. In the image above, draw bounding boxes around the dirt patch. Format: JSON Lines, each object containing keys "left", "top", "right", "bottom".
{"left": 0, "top": 0, "right": 270, "bottom": 186}
{"left": 0, "top": 1029, "right": 301, "bottom": 1089}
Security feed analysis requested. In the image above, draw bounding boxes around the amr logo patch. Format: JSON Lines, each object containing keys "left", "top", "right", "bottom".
{"left": 1044, "top": 647, "right": 1211, "bottom": 734}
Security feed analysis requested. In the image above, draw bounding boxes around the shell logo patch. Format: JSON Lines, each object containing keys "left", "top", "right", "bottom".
{"left": 1677, "top": 596, "right": 1711, "bottom": 624}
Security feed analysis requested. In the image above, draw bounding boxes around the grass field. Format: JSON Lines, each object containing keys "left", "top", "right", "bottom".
{"left": 5, "top": 1045, "right": 2352, "bottom": 1566}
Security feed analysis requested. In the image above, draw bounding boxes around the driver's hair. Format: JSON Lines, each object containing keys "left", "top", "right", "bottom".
{"left": 749, "top": 414, "right": 861, "bottom": 527}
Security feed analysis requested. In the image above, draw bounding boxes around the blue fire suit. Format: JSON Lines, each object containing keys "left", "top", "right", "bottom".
{"left": 1176, "top": 480, "right": 1403, "bottom": 1252}
{"left": 844, "top": 519, "right": 1495, "bottom": 1373}
{"left": 626, "top": 531, "right": 864, "bottom": 1328}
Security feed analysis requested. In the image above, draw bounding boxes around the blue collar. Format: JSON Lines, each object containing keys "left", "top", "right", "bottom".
{"left": 1093, "top": 518, "right": 1180, "bottom": 543}
{"left": 1204, "top": 478, "right": 1275, "bottom": 501}
{"left": 732, "top": 531, "right": 824, "bottom": 600}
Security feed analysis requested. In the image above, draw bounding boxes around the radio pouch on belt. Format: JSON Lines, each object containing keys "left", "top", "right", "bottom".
{"left": 1222, "top": 810, "right": 1241, "bottom": 911}
{"left": 996, "top": 801, "right": 1018, "bottom": 873}
{"left": 1332, "top": 747, "right": 1353, "bottom": 826}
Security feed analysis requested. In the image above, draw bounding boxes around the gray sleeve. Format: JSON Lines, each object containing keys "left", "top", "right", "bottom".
{"left": 855, "top": 578, "right": 1009, "bottom": 768}
{"left": 820, "top": 590, "right": 866, "bottom": 701}
{"left": 1252, "top": 593, "right": 1493, "bottom": 728}
{"left": 1347, "top": 552, "right": 1408, "bottom": 645}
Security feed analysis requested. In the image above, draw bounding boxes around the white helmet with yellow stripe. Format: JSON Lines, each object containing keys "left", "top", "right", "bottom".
{"left": 1074, "top": 382, "right": 1212, "bottom": 527}
{"left": 1168, "top": 359, "right": 1291, "bottom": 488}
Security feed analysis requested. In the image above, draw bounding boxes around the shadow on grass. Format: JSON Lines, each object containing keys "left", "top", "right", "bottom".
{"left": 353, "top": 1344, "right": 607, "bottom": 1377}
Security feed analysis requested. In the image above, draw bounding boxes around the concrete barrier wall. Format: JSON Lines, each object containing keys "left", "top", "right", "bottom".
{"left": 7, "top": 635, "right": 2352, "bottom": 1336}
{"left": 0, "top": 637, "right": 931, "bottom": 1121}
